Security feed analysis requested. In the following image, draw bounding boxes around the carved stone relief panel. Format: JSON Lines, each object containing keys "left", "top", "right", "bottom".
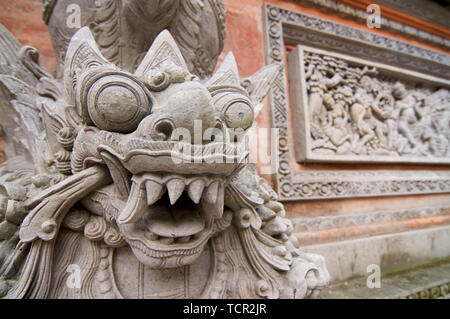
{"left": 263, "top": 3, "right": 450, "bottom": 200}
{"left": 288, "top": 45, "right": 450, "bottom": 164}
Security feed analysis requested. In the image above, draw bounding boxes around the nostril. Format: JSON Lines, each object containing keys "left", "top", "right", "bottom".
{"left": 204, "top": 120, "right": 226, "bottom": 144}
{"left": 153, "top": 119, "right": 175, "bottom": 141}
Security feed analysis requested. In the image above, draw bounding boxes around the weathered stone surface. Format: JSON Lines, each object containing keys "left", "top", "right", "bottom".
{"left": 292, "top": 207, "right": 450, "bottom": 245}
{"left": 292, "top": 0, "right": 450, "bottom": 50}
{"left": 302, "top": 225, "right": 450, "bottom": 283}
{"left": 0, "top": 138, "right": 4, "bottom": 164}
{"left": 0, "top": 1, "right": 330, "bottom": 299}
{"left": 44, "top": 0, "right": 226, "bottom": 79}
{"left": 316, "top": 258, "right": 450, "bottom": 299}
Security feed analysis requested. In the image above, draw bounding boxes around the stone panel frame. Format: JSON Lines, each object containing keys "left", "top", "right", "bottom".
{"left": 263, "top": 3, "right": 450, "bottom": 201}
{"left": 288, "top": 45, "right": 450, "bottom": 165}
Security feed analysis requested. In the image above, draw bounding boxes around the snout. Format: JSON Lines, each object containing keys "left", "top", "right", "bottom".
{"left": 136, "top": 81, "right": 218, "bottom": 143}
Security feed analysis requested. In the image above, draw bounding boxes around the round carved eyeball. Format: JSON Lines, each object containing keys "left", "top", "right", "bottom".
{"left": 144, "top": 70, "right": 171, "bottom": 91}
{"left": 87, "top": 75, "right": 151, "bottom": 133}
{"left": 222, "top": 99, "right": 254, "bottom": 130}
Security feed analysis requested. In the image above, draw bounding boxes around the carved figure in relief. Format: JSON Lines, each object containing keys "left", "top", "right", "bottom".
{"left": 322, "top": 94, "right": 352, "bottom": 154}
{"left": 305, "top": 63, "right": 327, "bottom": 124}
{"left": 305, "top": 55, "right": 343, "bottom": 125}
{"left": 0, "top": 0, "right": 330, "bottom": 299}
{"left": 393, "top": 82, "right": 420, "bottom": 150}
{"left": 425, "top": 90, "right": 450, "bottom": 158}
{"left": 351, "top": 88, "right": 393, "bottom": 155}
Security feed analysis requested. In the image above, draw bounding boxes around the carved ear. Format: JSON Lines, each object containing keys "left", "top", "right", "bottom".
{"left": 241, "top": 63, "right": 282, "bottom": 105}
{"left": 64, "top": 27, "right": 111, "bottom": 103}
{"left": 207, "top": 52, "right": 241, "bottom": 87}
{"left": 134, "top": 29, "right": 188, "bottom": 77}
{"left": 42, "top": 103, "right": 66, "bottom": 138}
{"left": 42, "top": 103, "right": 69, "bottom": 156}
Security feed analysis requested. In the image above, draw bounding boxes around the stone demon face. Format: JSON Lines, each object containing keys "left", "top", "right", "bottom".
{"left": 59, "top": 28, "right": 256, "bottom": 268}
{"left": 2, "top": 23, "right": 329, "bottom": 299}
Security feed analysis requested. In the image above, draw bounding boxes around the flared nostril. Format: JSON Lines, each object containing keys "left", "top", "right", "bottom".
{"left": 211, "top": 121, "right": 226, "bottom": 143}
{"left": 153, "top": 119, "right": 175, "bottom": 141}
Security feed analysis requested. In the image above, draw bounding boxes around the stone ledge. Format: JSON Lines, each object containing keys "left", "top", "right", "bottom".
{"left": 293, "top": 210, "right": 450, "bottom": 245}
{"left": 315, "top": 259, "right": 450, "bottom": 299}
{"left": 301, "top": 225, "right": 450, "bottom": 282}
{"left": 293, "top": 206, "right": 450, "bottom": 233}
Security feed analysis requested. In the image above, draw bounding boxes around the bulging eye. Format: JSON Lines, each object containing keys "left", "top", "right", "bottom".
{"left": 223, "top": 99, "right": 254, "bottom": 130}
{"left": 86, "top": 74, "right": 151, "bottom": 133}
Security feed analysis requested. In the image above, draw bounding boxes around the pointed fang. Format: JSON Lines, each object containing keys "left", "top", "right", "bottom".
{"left": 118, "top": 181, "right": 147, "bottom": 224}
{"left": 145, "top": 180, "right": 164, "bottom": 205}
{"left": 201, "top": 183, "right": 224, "bottom": 220}
{"left": 166, "top": 179, "right": 184, "bottom": 205}
{"left": 187, "top": 179, "right": 205, "bottom": 204}
{"left": 204, "top": 181, "right": 219, "bottom": 204}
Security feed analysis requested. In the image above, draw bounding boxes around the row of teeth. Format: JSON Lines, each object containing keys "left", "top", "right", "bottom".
{"left": 117, "top": 174, "right": 224, "bottom": 224}
{"left": 144, "top": 231, "right": 201, "bottom": 244}
{"left": 138, "top": 174, "right": 223, "bottom": 206}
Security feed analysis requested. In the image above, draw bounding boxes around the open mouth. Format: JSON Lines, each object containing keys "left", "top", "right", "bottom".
{"left": 118, "top": 173, "right": 225, "bottom": 224}
{"left": 116, "top": 173, "right": 229, "bottom": 268}
{"left": 72, "top": 128, "right": 243, "bottom": 267}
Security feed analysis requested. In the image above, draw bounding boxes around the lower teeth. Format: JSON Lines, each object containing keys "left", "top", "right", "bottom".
{"left": 145, "top": 232, "right": 159, "bottom": 241}
{"left": 177, "top": 236, "right": 191, "bottom": 243}
{"left": 143, "top": 231, "right": 197, "bottom": 244}
{"left": 159, "top": 237, "right": 175, "bottom": 244}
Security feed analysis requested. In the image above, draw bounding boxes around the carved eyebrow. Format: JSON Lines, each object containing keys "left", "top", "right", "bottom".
{"left": 206, "top": 85, "right": 249, "bottom": 97}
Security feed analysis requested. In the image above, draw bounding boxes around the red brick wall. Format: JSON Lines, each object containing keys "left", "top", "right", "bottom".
{"left": 0, "top": 0, "right": 56, "bottom": 75}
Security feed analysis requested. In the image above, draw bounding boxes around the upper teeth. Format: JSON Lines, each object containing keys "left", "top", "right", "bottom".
{"left": 186, "top": 179, "right": 205, "bottom": 204}
{"left": 117, "top": 173, "right": 224, "bottom": 224}
{"left": 144, "top": 174, "right": 222, "bottom": 205}
{"left": 204, "top": 181, "right": 219, "bottom": 204}
{"left": 145, "top": 180, "right": 164, "bottom": 205}
{"left": 166, "top": 178, "right": 185, "bottom": 205}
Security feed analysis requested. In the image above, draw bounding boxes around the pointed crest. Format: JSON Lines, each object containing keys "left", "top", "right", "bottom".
{"left": 241, "top": 63, "right": 282, "bottom": 106}
{"left": 134, "top": 29, "right": 188, "bottom": 77}
{"left": 207, "top": 52, "right": 240, "bottom": 87}
{"left": 64, "top": 27, "right": 112, "bottom": 102}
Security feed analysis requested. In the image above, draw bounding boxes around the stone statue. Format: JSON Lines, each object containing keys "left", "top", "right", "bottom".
{"left": 43, "top": 0, "right": 226, "bottom": 79}
{"left": 0, "top": 0, "right": 329, "bottom": 299}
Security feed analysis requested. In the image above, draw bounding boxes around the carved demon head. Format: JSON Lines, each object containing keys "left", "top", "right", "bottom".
{"left": 1, "top": 20, "right": 330, "bottom": 298}
{"left": 54, "top": 27, "right": 258, "bottom": 268}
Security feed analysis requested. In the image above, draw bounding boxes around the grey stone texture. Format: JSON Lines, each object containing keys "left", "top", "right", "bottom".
{"left": 0, "top": 1, "right": 330, "bottom": 299}
{"left": 316, "top": 258, "right": 450, "bottom": 299}
{"left": 302, "top": 225, "right": 450, "bottom": 283}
